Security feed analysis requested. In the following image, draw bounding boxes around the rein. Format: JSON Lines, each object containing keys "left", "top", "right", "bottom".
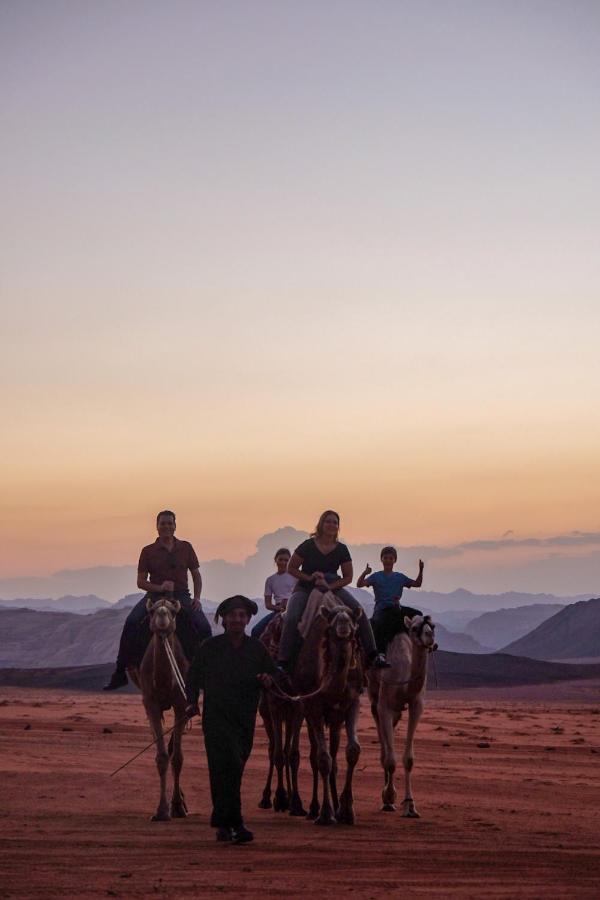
{"left": 264, "top": 680, "right": 325, "bottom": 704}
{"left": 162, "top": 634, "right": 188, "bottom": 701}
{"left": 109, "top": 712, "right": 192, "bottom": 777}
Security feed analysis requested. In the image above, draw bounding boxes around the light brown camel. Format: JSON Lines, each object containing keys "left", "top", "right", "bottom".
{"left": 292, "top": 598, "right": 364, "bottom": 826}
{"left": 257, "top": 614, "right": 306, "bottom": 816}
{"left": 127, "top": 595, "right": 189, "bottom": 821}
{"left": 367, "top": 613, "right": 436, "bottom": 817}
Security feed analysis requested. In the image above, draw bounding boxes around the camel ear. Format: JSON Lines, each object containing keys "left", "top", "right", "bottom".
{"left": 351, "top": 607, "right": 362, "bottom": 623}
{"left": 146, "top": 595, "right": 155, "bottom": 611}
{"left": 404, "top": 615, "right": 414, "bottom": 630}
{"left": 320, "top": 605, "right": 336, "bottom": 622}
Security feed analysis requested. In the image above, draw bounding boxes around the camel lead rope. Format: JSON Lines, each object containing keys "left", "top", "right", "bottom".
{"left": 430, "top": 647, "right": 439, "bottom": 689}
{"left": 162, "top": 635, "right": 188, "bottom": 702}
{"left": 108, "top": 712, "right": 192, "bottom": 777}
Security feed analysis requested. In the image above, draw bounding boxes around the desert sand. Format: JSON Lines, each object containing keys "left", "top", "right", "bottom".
{"left": 1, "top": 684, "right": 600, "bottom": 898}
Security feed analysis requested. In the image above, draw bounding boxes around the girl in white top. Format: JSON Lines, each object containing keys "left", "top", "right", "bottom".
{"left": 251, "top": 548, "right": 297, "bottom": 639}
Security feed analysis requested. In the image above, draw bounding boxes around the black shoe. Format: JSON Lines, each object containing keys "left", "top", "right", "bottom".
{"left": 231, "top": 825, "right": 254, "bottom": 844}
{"left": 370, "top": 653, "right": 391, "bottom": 670}
{"left": 102, "top": 670, "right": 128, "bottom": 691}
{"left": 216, "top": 827, "right": 233, "bottom": 842}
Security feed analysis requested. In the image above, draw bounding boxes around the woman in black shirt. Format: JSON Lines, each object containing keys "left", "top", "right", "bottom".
{"left": 277, "top": 510, "right": 389, "bottom": 668}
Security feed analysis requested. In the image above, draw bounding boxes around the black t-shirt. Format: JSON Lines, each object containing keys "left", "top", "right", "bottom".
{"left": 294, "top": 538, "right": 352, "bottom": 587}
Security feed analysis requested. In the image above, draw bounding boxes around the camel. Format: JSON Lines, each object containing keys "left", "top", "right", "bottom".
{"left": 127, "top": 595, "right": 189, "bottom": 821}
{"left": 292, "top": 598, "right": 364, "bottom": 826}
{"left": 257, "top": 614, "right": 306, "bottom": 816}
{"left": 367, "top": 613, "right": 436, "bottom": 818}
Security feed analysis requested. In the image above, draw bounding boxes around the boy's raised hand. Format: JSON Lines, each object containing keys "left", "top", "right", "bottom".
{"left": 419, "top": 559, "right": 425, "bottom": 571}
{"left": 363, "top": 564, "right": 372, "bottom": 576}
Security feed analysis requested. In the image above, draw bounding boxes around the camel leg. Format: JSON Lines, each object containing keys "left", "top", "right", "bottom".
{"left": 283, "top": 706, "right": 293, "bottom": 798}
{"left": 288, "top": 708, "right": 306, "bottom": 817}
{"left": 146, "top": 705, "right": 170, "bottom": 822}
{"left": 306, "top": 723, "right": 320, "bottom": 820}
{"left": 402, "top": 696, "right": 424, "bottom": 818}
{"left": 377, "top": 696, "right": 397, "bottom": 812}
{"left": 258, "top": 700, "right": 275, "bottom": 809}
{"left": 312, "top": 716, "right": 335, "bottom": 826}
{"left": 336, "top": 697, "right": 361, "bottom": 825}
{"left": 169, "top": 712, "right": 188, "bottom": 818}
{"left": 328, "top": 721, "right": 341, "bottom": 815}
{"left": 273, "top": 708, "right": 290, "bottom": 812}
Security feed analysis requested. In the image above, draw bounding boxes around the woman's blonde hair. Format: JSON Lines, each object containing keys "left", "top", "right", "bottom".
{"left": 311, "top": 509, "right": 340, "bottom": 540}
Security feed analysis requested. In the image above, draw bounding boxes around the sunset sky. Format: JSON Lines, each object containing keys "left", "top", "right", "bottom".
{"left": 2, "top": 1, "right": 599, "bottom": 589}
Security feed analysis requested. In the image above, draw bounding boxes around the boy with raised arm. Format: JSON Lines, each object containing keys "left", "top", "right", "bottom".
{"left": 357, "top": 547, "right": 424, "bottom": 654}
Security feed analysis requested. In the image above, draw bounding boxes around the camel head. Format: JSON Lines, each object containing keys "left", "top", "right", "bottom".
{"left": 146, "top": 595, "right": 181, "bottom": 637}
{"left": 320, "top": 605, "right": 362, "bottom": 641}
{"left": 404, "top": 614, "right": 437, "bottom": 650}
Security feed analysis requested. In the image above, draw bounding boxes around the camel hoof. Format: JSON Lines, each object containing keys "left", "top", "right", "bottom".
{"left": 306, "top": 804, "right": 319, "bottom": 820}
{"left": 289, "top": 804, "right": 307, "bottom": 817}
{"left": 170, "top": 802, "right": 188, "bottom": 818}
{"left": 273, "top": 788, "right": 290, "bottom": 812}
{"left": 336, "top": 810, "right": 355, "bottom": 826}
{"left": 314, "top": 814, "right": 336, "bottom": 826}
{"left": 381, "top": 803, "right": 396, "bottom": 812}
{"left": 402, "top": 809, "right": 420, "bottom": 819}
{"left": 258, "top": 797, "right": 272, "bottom": 810}
{"left": 151, "top": 812, "right": 171, "bottom": 822}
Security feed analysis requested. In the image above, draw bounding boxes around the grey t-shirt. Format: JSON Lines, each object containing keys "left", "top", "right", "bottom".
{"left": 264, "top": 572, "right": 297, "bottom": 601}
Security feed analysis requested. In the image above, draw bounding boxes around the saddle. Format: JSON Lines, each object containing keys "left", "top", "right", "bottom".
{"left": 260, "top": 613, "right": 284, "bottom": 659}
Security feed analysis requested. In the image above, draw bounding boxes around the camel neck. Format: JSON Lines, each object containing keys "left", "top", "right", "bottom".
{"left": 409, "top": 642, "right": 429, "bottom": 683}
{"left": 322, "top": 637, "right": 352, "bottom": 694}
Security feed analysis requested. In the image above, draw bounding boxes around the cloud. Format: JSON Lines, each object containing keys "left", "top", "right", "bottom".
{"left": 1, "top": 527, "right": 599, "bottom": 601}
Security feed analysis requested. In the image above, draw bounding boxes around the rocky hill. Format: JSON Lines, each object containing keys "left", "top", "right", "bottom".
{"left": 501, "top": 597, "right": 600, "bottom": 660}
{"left": 0, "top": 595, "right": 110, "bottom": 613}
{"left": 464, "top": 603, "right": 565, "bottom": 650}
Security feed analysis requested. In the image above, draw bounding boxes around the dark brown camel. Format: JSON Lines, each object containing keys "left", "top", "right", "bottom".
{"left": 257, "top": 614, "right": 306, "bottom": 816}
{"left": 127, "top": 595, "right": 189, "bottom": 821}
{"left": 292, "top": 596, "right": 364, "bottom": 826}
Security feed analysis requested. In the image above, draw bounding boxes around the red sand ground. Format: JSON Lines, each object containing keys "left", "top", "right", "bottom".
{"left": 1, "top": 683, "right": 600, "bottom": 898}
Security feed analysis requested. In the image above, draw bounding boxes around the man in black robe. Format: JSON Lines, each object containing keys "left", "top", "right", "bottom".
{"left": 185, "top": 595, "right": 277, "bottom": 844}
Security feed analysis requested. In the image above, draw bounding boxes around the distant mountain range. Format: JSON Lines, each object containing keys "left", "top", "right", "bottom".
{"left": 1, "top": 603, "right": 487, "bottom": 668}
{"left": 0, "top": 595, "right": 110, "bottom": 613}
{"left": 502, "top": 597, "right": 600, "bottom": 660}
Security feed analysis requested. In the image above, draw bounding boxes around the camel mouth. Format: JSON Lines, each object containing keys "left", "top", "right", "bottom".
{"left": 152, "top": 612, "right": 175, "bottom": 633}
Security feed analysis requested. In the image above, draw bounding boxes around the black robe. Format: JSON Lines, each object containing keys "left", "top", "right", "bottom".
{"left": 186, "top": 633, "right": 276, "bottom": 829}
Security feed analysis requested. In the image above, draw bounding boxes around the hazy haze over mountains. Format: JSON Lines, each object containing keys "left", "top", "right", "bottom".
{"left": 0, "top": 527, "right": 597, "bottom": 603}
